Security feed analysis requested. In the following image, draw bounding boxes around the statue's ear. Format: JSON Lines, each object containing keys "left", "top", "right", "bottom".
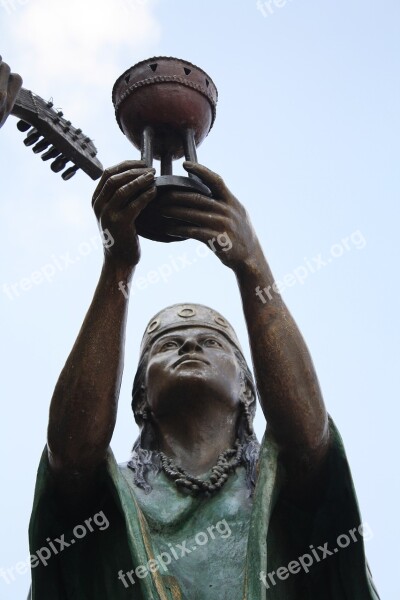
{"left": 240, "top": 374, "right": 253, "bottom": 400}
{"left": 139, "top": 406, "right": 158, "bottom": 450}
{"left": 133, "top": 385, "right": 149, "bottom": 423}
{"left": 238, "top": 373, "right": 256, "bottom": 436}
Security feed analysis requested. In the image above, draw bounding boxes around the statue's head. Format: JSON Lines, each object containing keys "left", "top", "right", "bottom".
{"left": 129, "top": 304, "right": 260, "bottom": 494}
{"left": 131, "top": 303, "right": 257, "bottom": 441}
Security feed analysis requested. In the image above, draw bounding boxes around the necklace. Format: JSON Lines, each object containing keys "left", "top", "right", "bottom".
{"left": 158, "top": 439, "right": 244, "bottom": 496}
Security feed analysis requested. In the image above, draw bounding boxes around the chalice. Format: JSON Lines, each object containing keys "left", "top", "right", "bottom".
{"left": 112, "top": 57, "right": 218, "bottom": 242}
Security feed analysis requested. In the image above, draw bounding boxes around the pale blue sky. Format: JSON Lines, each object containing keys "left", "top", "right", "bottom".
{"left": 0, "top": 0, "right": 399, "bottom": 598}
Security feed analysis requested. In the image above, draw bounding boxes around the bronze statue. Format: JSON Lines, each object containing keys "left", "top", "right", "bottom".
{"left": 5, "top": 56, "right": 378, "bottom": 598}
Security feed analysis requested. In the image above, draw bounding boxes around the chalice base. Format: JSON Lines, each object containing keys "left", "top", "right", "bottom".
{"left": 135, "top": 175, "right": 212, "bottom": 243}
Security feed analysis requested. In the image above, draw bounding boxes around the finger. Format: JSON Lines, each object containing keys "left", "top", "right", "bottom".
{"left": 93, "top": 160, "right": 149, "bottom": 199}
{"left": 93, "top": 169, "right": 154, "bottom": 218}
{"left": 0, "top": 61, "right": 10, "bottom": 106}
{"left": 93, "top": 167, "right": 154, "bottom": 207}
{"left": 93, "top": 161, "right": 150, "bottom": 200}
{"left": 183, "top": 162, "right": 229, "bottom": 199}
{"left": 158, "top": 190, "right": 227, "bottom": 215}
{"left": 7, "top": 73, "right": 23, "bottom": 105}
{"left": 0, "top": 61, "right": 10, "bottom": 86}
{"left": 163, "top": 224, "right": 218, "bottom": 244}
{"left": 124, "top": 184, "right": 157, "bottom": 218}
{"left": 93, "top": 168, "right": 154, "bottom": 211}
{"left": 106, "top": 173, "right": 156, "bottom": 213}
{"left": 161, "top": 207, "right": 226, "bottom": 229}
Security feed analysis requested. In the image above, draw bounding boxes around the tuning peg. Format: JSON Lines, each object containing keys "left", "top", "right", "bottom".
{"left": 51, "top": 156, "right": 69, "bottom": 173}
{"left": 80, "top": 136, "right": 91, "bottom": 149}
{"left": 53, "top": 110, "right": 64, "bottom": 124}
{"left": 72, "top": 128, "right": 83, "bottom": 141}
{"left": 32, "top": 138, "right": 50, "bottom": 154}
{"left": 24, "top": 129, "right": 41, "bottom": 146}
{"left": 41, "top": 146, "right": 61, "bottom": 161}
{"left": 17, "top": 120, "right": 31, "bottom": 132}
{"left": 62, "top": 165, "right": 80, "bottom": 180}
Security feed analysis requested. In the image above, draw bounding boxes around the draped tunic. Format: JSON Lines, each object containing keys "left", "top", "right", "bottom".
{"left": 27, "top": 417, "right": 380, "bottom": 599}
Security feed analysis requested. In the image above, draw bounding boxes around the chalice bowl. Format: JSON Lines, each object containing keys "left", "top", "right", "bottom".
{"left": 112, "top": 56, "right": 218, "bottom": 242}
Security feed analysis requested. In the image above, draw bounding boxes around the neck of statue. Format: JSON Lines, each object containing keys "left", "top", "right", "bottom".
{"left": 149, "top": 398, "right": 239, "bottom": 476}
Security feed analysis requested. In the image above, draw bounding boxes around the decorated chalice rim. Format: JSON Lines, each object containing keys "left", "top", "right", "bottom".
{"left": 112, "top": 56, "right": 218, "bottom": 133}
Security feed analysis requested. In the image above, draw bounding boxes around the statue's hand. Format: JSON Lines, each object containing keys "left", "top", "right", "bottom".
{"left": 0, "top": 58, "right": 23, "bottom": 129}
{"left": 160, "top": 162, "right": 261, "bottom": 271}
{"left": 92, "top": 160, "right": 156, "bottom": 269}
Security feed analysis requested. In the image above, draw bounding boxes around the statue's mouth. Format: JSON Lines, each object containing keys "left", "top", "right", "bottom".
{"left": 172, "top": 356, "right": 210, "bottom": 369}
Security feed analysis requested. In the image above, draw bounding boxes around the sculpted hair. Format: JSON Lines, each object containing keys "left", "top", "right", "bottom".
{"left": 128, "top": 345, "right": 260, "bottom": 495}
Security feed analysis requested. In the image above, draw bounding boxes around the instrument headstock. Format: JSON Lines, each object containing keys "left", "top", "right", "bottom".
{"left": 11, "top": 87, "right": 103, "bottom": 181}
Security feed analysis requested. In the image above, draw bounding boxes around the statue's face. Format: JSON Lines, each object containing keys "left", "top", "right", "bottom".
{"left": 145, "top": 326, "right": 243, "bottom": 419}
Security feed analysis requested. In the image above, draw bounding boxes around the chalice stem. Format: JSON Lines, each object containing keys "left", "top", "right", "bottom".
{"left": 161, "top": 153, "right": 173, "bottom": 175}
{"left": 184, "top": 128, "right": 203, "bottom": 186}
{"left": 141, "top": 126, "right": 154, "bottom": 167}
{"left": 184, "top": 128, "right": 198, "bottom": 163}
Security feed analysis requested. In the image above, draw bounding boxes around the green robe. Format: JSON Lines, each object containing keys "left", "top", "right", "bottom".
{"left": 27, "top": 418, "right": 380, "bottom": 599}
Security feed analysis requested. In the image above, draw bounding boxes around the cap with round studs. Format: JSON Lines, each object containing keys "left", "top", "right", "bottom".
{"left": 140, "top": 303, "right": 243, "bottom": 357}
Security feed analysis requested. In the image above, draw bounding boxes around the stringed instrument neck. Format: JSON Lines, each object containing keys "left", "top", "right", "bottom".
{"left": 11, "top": 87, "right": 103, "bottom": 181}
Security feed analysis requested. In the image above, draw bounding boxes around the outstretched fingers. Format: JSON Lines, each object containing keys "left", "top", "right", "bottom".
{"left": 162, "top": 206, "right": 226, "bottom": 229}
{"left": 158, "top": 190, "right": 227, "bottom": 215}
{"left": 163, "top": 223, "right": 219, "bottom": 244}
{"left": 124, "top": 180, "right": 157, "bottom": 219}
{"left": 93, "top": 168, "right": 155, "bottom": 216}
{"left": 8, "top": 73, "right": 23, "bottom": 101}
{"left": 92, "top": 160, "right": 149, "bottom": 204}
{"left": 183, "top": 162, "right": 230, "bottom": 200}
{"left": 0, "top": 60, "right": 10, "bottom": 110}
{"left": 0, "top": 59, "right": 10, "bottom": 90}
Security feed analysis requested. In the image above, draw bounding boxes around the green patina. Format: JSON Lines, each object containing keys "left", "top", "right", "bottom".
{"left": 126, "top": 465, "right": 252, "bottom": 599}
{"left": 28, "top": 418, "right": 379, "bottom": 599}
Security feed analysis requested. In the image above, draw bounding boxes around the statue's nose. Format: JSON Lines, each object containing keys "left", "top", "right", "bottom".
{"left": 178, "top": 338, "right": 203, "bottom": 354}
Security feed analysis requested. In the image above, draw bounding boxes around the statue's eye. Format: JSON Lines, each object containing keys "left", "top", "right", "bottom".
{"left": 203, "top": 338, "right": 222, "bottom": 348}
{"left": 159, "top": 340, "right": 179, "bottom": 352}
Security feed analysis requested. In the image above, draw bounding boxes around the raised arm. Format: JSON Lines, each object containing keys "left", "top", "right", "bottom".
{"left": 47, "top": 161, "right": 156, "bottom": 502}
{"left": 232, "top": 243, "right": 330, "bottom": 487}
{"left": 160, "top": 162, "right": 330, "bottom": 495}
{"left": 0, "top": 57, "right": 22, "bottom": 129}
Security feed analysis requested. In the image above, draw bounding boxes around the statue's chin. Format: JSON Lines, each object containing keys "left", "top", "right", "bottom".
{"left": 151, "top": 381, "right": 240, "bottom": 420}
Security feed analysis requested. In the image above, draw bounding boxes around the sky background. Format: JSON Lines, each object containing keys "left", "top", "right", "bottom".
{"left": 0, "top": 0, "right": 399, "bottom": 598}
